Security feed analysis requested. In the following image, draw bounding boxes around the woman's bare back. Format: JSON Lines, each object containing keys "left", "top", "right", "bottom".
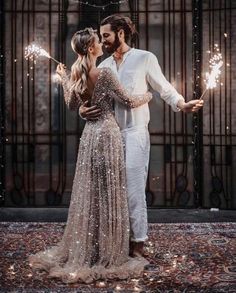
{"left": 86, "top": 68, "right": 102, "bottom": 97}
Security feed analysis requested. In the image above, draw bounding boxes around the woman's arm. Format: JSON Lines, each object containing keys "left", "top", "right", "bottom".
{"left": 56, "top": 63, "right": 82, "bottom": 111}
{"left": 103, "top": 68, "right": 152, "bottom": 108}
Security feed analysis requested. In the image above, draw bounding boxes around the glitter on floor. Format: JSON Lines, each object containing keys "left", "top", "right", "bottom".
{"left": 0, "top": 222, "right": 236, "bottom": 292}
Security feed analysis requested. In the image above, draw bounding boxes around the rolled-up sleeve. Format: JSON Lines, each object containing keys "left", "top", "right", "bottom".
{"left": 146, "top": 52, "right": 185, "bottom": 112}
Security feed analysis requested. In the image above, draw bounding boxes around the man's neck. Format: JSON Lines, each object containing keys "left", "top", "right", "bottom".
{"left": 113, "top": 43, "right": 131, "bottom": 60}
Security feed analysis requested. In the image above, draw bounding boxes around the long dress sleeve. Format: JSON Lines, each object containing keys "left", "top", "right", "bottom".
{"left": 104, "top": 68, "right": 152, "bottom": 108}
{"left": 145, "top": 52, "right": 185, "bottom": 112}
{"left": 60, "top": 73, "right": 83, "bottom": 111}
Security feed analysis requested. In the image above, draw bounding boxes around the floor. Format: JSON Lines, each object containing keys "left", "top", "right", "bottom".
{"left": 0, "top": 207, "right": 236, "bottom": 223}
{"left": 1, "top": 221, "right": 236, "bottom": 292}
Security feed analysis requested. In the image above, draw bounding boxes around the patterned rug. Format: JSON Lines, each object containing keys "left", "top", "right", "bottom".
{"left": 0, "top": 222, "right": 236, "bottom": 292}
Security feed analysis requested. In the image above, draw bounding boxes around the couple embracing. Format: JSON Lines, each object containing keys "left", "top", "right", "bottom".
{"left": 28, "top": 15, "right": 203, "bottom": 284}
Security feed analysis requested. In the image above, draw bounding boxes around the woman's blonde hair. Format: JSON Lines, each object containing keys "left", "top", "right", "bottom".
{"left": 70, "top": 28, "right": 97, "bottom": 95}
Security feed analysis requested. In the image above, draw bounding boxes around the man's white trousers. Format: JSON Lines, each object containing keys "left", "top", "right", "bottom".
{"left": 121, "top": 125, "right": 150, "bottom": 242}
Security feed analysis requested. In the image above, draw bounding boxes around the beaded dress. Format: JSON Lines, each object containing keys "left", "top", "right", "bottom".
{"left": 28, "top": 67, "right": 152, "bottom": 284}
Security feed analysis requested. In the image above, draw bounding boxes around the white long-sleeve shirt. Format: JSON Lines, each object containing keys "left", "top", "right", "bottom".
{"left": 98, "top": 48, "right": 185, "bottom": 130}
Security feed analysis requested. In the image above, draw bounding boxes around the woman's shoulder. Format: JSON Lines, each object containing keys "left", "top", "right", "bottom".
{"left": 101, "top": 67, "right": 115, "bottom": 80}
{"left": 89, "top": 67, "right": 111, "bottom": 79}
{"left": 101, "top": 67, "right": 112, "bottom": 73}
{"left": 95, "top": 68, "right": 114, "bottom": 83}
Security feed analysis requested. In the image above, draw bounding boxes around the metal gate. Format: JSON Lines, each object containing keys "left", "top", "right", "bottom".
{"left": 0, "top": 0, "right": 235, "bottom": 209}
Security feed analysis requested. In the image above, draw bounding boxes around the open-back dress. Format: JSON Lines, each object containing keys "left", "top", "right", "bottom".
{"left": 28, "top": 67, "right": 152, "bottom": 284}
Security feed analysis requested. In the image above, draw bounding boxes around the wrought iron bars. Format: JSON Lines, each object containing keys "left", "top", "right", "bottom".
{"left": 192, "top": 0, "right": 203, "bottom": 207}
{"left": 0, "top": 0, "right": 5, "bottom": 205}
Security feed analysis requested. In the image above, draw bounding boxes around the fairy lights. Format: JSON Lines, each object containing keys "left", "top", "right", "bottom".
{"left": 73, "top": 0, "right": 128, "bottom": 9}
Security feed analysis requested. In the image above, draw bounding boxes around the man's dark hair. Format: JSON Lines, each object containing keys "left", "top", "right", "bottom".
{"left": 100, "top": 14, "right": 137, "bottom": 43}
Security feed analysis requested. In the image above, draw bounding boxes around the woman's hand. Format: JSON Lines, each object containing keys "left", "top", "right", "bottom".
{"left": 178, "top": 99, "right": 204, "bottom": 113}
{"left": 56, "top": 63, "right": 67, "bottom": 76}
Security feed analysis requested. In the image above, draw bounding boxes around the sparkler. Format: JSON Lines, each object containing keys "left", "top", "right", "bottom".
{"left": 200, "top": 47, "right": 223, "bottom": 100}
{"left": 24, "top": 43, "right": 60, "bottom": 64}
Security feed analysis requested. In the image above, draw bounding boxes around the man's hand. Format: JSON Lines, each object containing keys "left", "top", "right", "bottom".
{"left": 178, "top": 99, "right": 204, "bottom": 113}
{"left": 79, "top": 101, "right": 102, "bottom": 120}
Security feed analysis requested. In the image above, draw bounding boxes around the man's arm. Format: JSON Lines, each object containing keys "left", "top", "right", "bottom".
{"left": 146, "top": 52, "right": 203, "bottom": 112}
{"left": 79, "top": 101, "right": 102, "bottom": 120}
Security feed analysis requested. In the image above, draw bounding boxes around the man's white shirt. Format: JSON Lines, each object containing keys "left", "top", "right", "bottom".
{"left": 98, "top": 48, "right": 185, "bottom": 131}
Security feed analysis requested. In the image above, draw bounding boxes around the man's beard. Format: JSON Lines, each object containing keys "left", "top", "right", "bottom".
{"left": 103, "top": 33, "right": 121, "bottom": 54}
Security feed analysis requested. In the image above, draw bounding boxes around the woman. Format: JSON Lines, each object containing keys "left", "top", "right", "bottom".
{"left": 28, "top": 28, "right": 152, "bottom": 284}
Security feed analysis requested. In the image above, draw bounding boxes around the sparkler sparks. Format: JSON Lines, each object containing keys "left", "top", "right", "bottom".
{"left": 205, "top": 52, "right": 223, "bottom": 90}
{"left": 200, "top": 46, "right": 223, "bottom": 100}
{"left": 24, "top": 43, "right": 60, "bottom": 64}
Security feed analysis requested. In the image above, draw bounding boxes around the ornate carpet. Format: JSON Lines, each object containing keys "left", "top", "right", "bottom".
{"left": 0, "top": 222, "right": 236, "bottom": 292}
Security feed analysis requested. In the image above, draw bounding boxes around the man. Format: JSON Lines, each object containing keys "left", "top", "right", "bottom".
{"left": 79, "top": 15, "right": 203, "bottom": 257}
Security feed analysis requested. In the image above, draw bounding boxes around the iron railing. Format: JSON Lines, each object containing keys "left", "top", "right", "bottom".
{"left": 0, "top": 0, "right": 235, "bottom": 209}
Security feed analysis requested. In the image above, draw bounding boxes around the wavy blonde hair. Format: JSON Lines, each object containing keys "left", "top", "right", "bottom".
{"left": 70, "top": 28, "right": 97, "bottom": 95}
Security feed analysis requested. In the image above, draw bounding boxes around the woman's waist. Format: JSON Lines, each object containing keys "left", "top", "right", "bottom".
{"left": 86, "top": 113, "right": 117, "bottom": 128}
{"left": 84, "top": 115, "right": 121, "bottom": 139}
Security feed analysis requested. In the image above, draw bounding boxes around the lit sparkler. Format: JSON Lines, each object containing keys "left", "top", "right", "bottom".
{"left": 24, "top": 43, "right": 60, "bottom": 64}
{"left": 200, "top": 47, "right": 223, "bottom": 100}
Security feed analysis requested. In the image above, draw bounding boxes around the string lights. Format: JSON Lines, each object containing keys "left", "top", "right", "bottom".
{"left": 72, "top": 0, "right": 128, "bottom": 10}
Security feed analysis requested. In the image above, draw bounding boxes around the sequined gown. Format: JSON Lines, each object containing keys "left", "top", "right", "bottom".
{"left": 28, "top": 67, "right": 152, "bottom": 284}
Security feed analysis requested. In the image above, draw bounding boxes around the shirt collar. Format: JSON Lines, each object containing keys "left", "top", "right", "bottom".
{"left": 112, "top": 47, "right": 135, "bottom": 63}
